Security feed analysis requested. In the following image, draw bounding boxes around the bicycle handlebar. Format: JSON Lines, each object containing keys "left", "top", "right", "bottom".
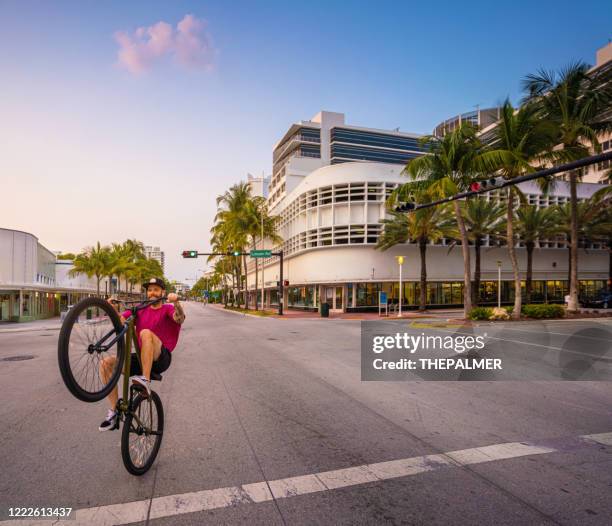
{"left": 109, "top": 296, "right": 168, "bottom": 312}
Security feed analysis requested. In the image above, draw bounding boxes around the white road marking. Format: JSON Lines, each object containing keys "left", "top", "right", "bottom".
{"left": 581, "top": 432, "right": 612, "bottom": 446}
{"left": 428, "top": 326, "right": 612, "bottom": 362}
{"left": 2, "top": 437, "right": 582, "bottom": 526}
{"left": 488, "top": 325, "right": 612, "bottom": 341}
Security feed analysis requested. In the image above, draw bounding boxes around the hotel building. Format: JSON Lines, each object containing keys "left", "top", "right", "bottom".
{"left": 244, "top": 108, "right": 609, "bottom": 313}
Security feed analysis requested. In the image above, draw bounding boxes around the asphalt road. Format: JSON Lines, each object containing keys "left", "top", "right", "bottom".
{"left": 1, "top": 302, "right": 611, "bottom": 525}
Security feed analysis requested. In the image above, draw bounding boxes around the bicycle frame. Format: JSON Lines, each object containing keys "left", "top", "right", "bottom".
{"left": 92, "top": 297, "right": 163, "bottom": 423}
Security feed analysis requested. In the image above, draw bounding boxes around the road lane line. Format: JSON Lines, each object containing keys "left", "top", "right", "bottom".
{"left": 581, "top": 432, "right": 612, "bottom": 446}
{"left": 0, "top": 437, "right": 572, "bottom": 526}
{"left": 486, "top": 325, "right": 612, "bottom": 341}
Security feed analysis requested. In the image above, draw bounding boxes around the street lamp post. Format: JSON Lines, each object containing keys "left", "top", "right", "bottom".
{"left": 260, "top": 206, "right": 264, "bottom": 311}
{"left": 396, "top": 256, "right": 405, "bottom": 317}
{"left": 497, "top": 260, "right": 502, "bottom": 309}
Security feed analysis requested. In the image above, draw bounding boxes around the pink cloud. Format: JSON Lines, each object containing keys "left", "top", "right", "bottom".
{"left": 114, "top": 15, "right": 215, "bottom": 75}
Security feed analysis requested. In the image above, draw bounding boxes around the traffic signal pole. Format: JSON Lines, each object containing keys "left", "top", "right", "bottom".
{"left": 396, "top": 151, "right": 612, "bottom": 212}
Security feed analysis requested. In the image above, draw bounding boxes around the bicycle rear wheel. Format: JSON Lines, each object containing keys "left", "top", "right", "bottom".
{"left": 57, "top": 297, "right": 125, "bottom": 402}
{"left": 121, "top": 391, "right": 164, "bottom": 475}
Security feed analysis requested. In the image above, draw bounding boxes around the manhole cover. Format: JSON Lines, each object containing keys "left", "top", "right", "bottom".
{"left": 2, "top": 355, "right": 36, "bottom": 362}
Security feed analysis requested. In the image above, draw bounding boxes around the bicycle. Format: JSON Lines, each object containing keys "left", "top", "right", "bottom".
{"left": 57, "top": 295, "right": 165, "bottom": 475}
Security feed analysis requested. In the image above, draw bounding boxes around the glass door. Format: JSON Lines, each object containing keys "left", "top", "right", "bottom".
{"left": 335, "top": 286, "right": 343, "bottom": 310}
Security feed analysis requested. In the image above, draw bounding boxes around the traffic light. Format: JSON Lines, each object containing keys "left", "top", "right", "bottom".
{"left": 182, "top": 250, "right": 198, "bottom": 258}
{"left": 233, "top": 251, "right": 241, "bottom": 257}
{"left": 471, "top": 177, "right": 502, "bottom": 192}
{"left": 394, "top": 202, "right": 415, "bottom": 212}
{"left": 283, "top": 280, "right": 289, "bottom": 286}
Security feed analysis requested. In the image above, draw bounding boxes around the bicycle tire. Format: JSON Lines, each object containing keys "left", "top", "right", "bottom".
{"left": 57, "top": 297, "right": 125, "bottom": 403}
{"left": 121, "top": 391, "right": 164, "bottom": 476}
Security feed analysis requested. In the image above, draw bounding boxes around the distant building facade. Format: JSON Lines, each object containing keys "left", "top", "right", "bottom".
{"left": 144, "top": 245, "right": 165, "bottom": 273}
{"left": 0, "top": 228, "right": 99, "bottom": 321}
{"left": 247, "top": 173, "right": 271, "bottom": 198}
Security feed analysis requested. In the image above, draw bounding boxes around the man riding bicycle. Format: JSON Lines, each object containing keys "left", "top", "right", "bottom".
{"left": 98, "top": 277, "right": 186, "bottom": 431}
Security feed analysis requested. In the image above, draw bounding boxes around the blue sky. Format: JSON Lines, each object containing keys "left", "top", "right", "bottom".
{"left": 2, "top": 1, "right": 611, "bottom": 281}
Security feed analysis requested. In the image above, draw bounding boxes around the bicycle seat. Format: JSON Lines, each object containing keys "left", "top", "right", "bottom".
{"left": 150, "top": 372, "right": 163, "bottom": 382}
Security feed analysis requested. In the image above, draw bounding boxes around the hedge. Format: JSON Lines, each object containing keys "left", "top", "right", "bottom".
{"left": 522, "top": 303, "right": 565, "bottom": 319}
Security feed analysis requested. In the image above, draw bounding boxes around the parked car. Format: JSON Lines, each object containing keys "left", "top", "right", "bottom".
{"left": 582, "top": 291, "right": 612, "bottom": 309}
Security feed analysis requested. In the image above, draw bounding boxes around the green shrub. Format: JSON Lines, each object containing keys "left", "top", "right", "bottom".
{"left": 504, "top": 306, "right": 514, "bottom": 314}
{"left": 522, "top": 303, "right": 565, "bottom": 319}
{"left": 469, "top": 307, "right": 493, "bottom": 320}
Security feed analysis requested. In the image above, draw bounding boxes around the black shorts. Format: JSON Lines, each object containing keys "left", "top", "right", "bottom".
{"left": 129, "top": 346, "right": 172, "bottom": 377}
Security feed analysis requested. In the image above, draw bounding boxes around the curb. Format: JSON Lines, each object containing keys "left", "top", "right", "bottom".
{"left": 0, "top": 326, "right": 61, "bottom": 334}
{"left": 209, "top": 305, "right": 274, "bottom": 319}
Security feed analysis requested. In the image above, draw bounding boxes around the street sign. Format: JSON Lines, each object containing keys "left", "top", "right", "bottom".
{"left": 379, "top": 291, "right": 388, "bottom": 305}
{"left": 250, "top": 249, "right": 272, "bottom": 258}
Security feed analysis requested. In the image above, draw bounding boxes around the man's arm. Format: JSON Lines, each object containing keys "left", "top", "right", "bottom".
{"left": 173, "top": 301, "right": 186, "bottom": 325}
{"left": 167, "top": 293, "right": 185, "bottom": 324}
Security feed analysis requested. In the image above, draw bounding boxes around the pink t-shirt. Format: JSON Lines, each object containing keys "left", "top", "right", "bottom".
{"left": 122, "top": 304, "right": 181, "bottom": 352}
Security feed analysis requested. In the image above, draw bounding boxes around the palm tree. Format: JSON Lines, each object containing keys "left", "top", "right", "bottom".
{"left": 590, "top": 186, "right": 612, "bottom": 291}
{"left": 522, "top": 62, "right": 612, "bottom": 310}
{"left": 214, "top": 182, "right": 253, "bottom": 307}
{"left": 378, "top": 191, "right": 455, "bottom": 310}
{"left": 246, "top": 197, "right": 282, "bottom": 310}
{"left": 461, "top": 198, "right": 506, "bottom": 306}
{"left": 555, "top": 193, "right": 612, "bottom": 299}
{"left": 403, "top": 123, "right": 483, "bottom": 317}
{"left": 478, "top": 99, "right": 557, "bottom": 318}
{"left": 69, "top": 242, "right": 110, "bottom": 297}
{"left": 515, "top": 205, "right": 559, "bottom": 304}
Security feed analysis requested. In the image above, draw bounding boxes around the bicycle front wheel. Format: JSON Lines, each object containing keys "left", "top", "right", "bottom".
{"left": 57, "top": 297, "right": 125, "bottom": 403}
{"left": 121, "top": 391, "right": 164, "bottom": 476}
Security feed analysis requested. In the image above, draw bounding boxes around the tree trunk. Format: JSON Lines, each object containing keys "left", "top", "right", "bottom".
{"left": 472, "top": 238, "right": 482, "bottom": 307}
{"left": 254, "top": 241, "right": 258, "bottom": 310}
{"left": 525, "top": 242, "right": 534, "bottom": 304}
{"left": 567, "top": 245, "right": 571, "bottom": 292}
{"left": 242, "top": 254, "right": 249, "bottom": 309}
{"left": 608, "top": 235, "right": 612, "bottom": 293}
{"left": 419, "top": 238, "right": 427, "bottom": 311}
{"left": 453, "top": 200, "right": 472, "bottom": 317}
{"left": 568, "top": 172, "right": 579, "bottom": 311}
{"left": 507, "top": 191, "right": 522, "bottom": 319}
{"left": 96, "top": 276, "right": 101, "bottom": 298}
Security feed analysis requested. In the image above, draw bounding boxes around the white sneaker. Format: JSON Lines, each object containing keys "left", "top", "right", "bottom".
{"left": 99, "top": 409, "right": 119, "bottom": 432}
{"left": 131, "top": 375, "right": 151, "bottom": 397}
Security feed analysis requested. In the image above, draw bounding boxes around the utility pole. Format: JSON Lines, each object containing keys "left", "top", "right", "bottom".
{"left": 261, "top": 205, "right": 264, "bottom": 310}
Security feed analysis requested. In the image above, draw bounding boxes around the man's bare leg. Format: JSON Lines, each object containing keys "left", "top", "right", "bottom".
{"left": 138, "top": 329, "right": 162, "bottom": 381}
{"left": 100, "top": 356, "right": 119, "bottom": 410}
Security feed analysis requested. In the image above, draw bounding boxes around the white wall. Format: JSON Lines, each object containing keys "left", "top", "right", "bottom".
{"left": 0, "top": 228, "right": 42, "bottom": 285}
{"left": 55, "top": 262, "right": 100, "bottom": 291}
{"left": 249, "top": 244, "right": 608, "bottom": 287}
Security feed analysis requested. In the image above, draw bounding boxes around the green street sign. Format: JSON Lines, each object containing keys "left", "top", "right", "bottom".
{"left": 250, "top": 249, "right": 272, "bottom": 258}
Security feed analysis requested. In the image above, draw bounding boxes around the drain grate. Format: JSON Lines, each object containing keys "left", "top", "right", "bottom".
{"left": 2, "top": 355, "right": 36, "bottom": 362}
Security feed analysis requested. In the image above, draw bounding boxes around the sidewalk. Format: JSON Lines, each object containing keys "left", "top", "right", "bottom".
{"left": 207, "top": 303, "right": 465, "bottom": 321}
{"left": 0, "top": 317, "right": 62, "bottom": 334}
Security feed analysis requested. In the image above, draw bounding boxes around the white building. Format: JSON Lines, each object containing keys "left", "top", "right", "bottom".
{"left": 247, "top": 173, "right": 271, "bottom": 198}
{"left": 144, "top": 245, "right": 165, "bottom": 273}
{"left": 0, "top": 228, "right": 99, "bottom": 321}
{"left": 244, "top": 112, "right": 609, "bottom": 313}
